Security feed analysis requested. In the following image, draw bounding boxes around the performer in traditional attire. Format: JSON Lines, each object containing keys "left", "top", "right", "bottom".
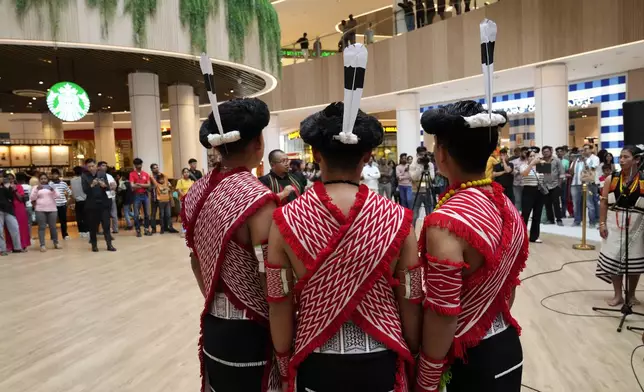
{"left": 181, "top": 54, "right": 280, "bottom": 392}
{"left": 266, "top": 43, "right": 422, "bottom": 392}
{"left": 597, "top": 144, "right": 644, "bottom": 306}
{"left": 415, "top": 100, "right": 528, "bottom": 392}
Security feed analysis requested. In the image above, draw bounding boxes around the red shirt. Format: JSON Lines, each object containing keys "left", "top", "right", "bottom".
{"left": 129, "top": 170, "right": 150, "bottom": 194}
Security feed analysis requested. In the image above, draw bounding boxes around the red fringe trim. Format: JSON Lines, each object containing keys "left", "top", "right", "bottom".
{"left": 420, "top": 182, "right": 528, "bottom": 363}
{"left": 425, "top": 254, "right": 469, "bottom": 269}
{"left": 408, "top": 260, "right": 425, "bottom": 272}
{"left": 195, "top": 187, "right": 278, "bottom": 392}
{"left": 267, "top": 295, "right": 289, "bottom": 303}
{"left": 423, "top": 299, "right": 462, "bottom": 316}
{"left": 284, "top": 192, "right": 414, "bottom": 392}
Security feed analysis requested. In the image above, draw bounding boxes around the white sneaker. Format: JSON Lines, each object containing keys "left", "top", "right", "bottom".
{"left": 64, "top": 236, "right": 71, "bottom": 240}
{"left": 533, "top": 238, "right": 543, "bottom": 243}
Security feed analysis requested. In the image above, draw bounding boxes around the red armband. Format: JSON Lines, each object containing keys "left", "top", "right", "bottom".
{"left": 265, "top": 262, "right": 290, "bottom": 302}
{"left": 416, "top": 352, "right": 446, "bottom": 392}
{"left": 403, "top": 262, "right": 424, "bottom": 303}
{"left": 423, "top": 255, "right": 466, "bottom": 316}
{"left": 275, "top": 349, "right": 291, "bottom": 380}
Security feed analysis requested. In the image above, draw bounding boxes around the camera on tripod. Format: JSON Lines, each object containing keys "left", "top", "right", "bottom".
{"left": 417, "top": 151, "right": 431, "bottom": 171}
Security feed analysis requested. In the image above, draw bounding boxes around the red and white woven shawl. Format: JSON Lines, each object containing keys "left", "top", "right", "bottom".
{"left": 274, "top": 182, "right": 414, "bottom": 392}
{"left": 421, "top": 183, "right": 528, "bottom": 361}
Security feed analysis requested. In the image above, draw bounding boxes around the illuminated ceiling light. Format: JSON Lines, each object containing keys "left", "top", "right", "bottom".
{"left": 107, "top": 106, "right": 111, "bottom": 109}
{"left": 271, "top": 0, "right": 287, "bottom": 4}
{"left": 10, "top": 112, "right": 13, "bottom": 115}
{"left": 38, "top": 81, "right": 43, "bottom": 85}
{"left": 142, "top": 56, "right": 151, "bottom": 61}
{"left": 230, "top": 89, "right": 234, "bottom": 93}
{"left": 28, "top": 102, "right": 32, "bottom": 105}
{"left": 97, "top": 92, "right": 102, "bottom": 96}
{"left": 32, "top": 97, "right": 36, "bottom": 100}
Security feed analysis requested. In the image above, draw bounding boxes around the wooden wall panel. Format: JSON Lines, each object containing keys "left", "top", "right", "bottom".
{"left": 268, "top": 0, "right": 644, "bottom": 111}
{"left": 627, "top": 69, "right": 644, "bottom": 101}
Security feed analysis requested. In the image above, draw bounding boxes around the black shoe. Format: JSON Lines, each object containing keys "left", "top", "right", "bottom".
{"left": 160, "top": 230, "right": 165, "bottom": 234}
{"left": 151, "top": 228, "right": 157, "bottom": 234}
{"left": 167, "top": 228, "right": 179, "bottom": 234}
{"left": 107, "top": 245, "right": 117, "bottom": 252}
{"left": 136, "top": 231, "right": 142, "bottom": 238}
{"left": 144, "top": 230, "right": 153, "bottom": 236}
{"left": 125, "top": 226, "right": 133, "bottom": 231}
{"left": 92, "top": 244, "right": 99, "bottom": 252}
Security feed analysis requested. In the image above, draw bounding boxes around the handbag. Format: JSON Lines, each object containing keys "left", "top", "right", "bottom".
{"left": 532, "top": 169, "right": 549, "bottom": 195}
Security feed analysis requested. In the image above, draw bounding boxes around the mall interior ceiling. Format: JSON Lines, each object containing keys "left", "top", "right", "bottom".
{"left": 0, "top": 45, "right": 266, "bottom": 114}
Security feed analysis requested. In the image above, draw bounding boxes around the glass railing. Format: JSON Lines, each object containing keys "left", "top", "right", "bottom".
{"left": 281, "top": 0, "right": 500, "bottom": 67}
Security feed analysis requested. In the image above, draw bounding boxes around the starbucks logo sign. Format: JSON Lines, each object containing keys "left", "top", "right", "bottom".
{"left": 46, "top": 82, "right": 90, "bottom": 121}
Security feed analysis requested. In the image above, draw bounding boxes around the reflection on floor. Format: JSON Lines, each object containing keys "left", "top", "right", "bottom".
{"left": 0, "top": 228, "right": 642, "bottom": 392}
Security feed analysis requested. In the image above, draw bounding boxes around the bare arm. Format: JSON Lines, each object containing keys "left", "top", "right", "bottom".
{"left": 599, "top": 175, "right": 611, "bottom": 239}
{"left": 394, "top": 231, "right": 422, "bottom": 354}
{"left": 421, "top": 226, "right": 464, "bottom": 361}
{"left": 267, "top": 220, "right": 295, "bottom": 354}
{"left": 248, "top": 202, "right": 277, "bottom": 293}
{"left": 190, "top": 253, "right": 206, "bottom": 297}
{"left": 521, "top": 160, "right": 538, "bottom": 177}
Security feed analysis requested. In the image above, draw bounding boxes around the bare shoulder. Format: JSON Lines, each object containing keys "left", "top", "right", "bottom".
{"left": 425, "top": 226, "right": 465, "bottom": 259}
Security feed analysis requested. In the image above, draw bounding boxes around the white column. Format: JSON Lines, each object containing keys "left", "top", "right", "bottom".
{"left": 168, "top": 84, "right": 198, "bottom": 178}
{"left": 534, "top": 63, "right": 568, "bottom": 148}
{"left": 41, "top": 113, "right": 63, "bottom": 139}
{"left": 263, "top": 114, "right": 281, "bottom": 171}
{"left": 93, "top": 112, "right": 116, "bottom": 165}
{"left": 195, "top": 95, "right": 209, "bottom": 173}
{"left": 423, "top": 131, "right": 435, "bottom": 152}
{"left": 128, "top": 72, "right": 163, "bottom": 170}
{"left": 396, "top": 92, "right": 420, "bottom": 158}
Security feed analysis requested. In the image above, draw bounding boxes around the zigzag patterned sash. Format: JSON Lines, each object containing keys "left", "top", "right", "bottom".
{"left": 181, "top": 168, "right": 281, "bottom": 392}
{"left": 275, "top": 182, "right": 414, "bottom": 392}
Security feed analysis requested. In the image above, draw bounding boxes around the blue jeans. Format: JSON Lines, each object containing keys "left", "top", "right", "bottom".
{"left": 405, "top": 14, "right": 415, "bottom": 32}
{"left": 571, "top": 184, "right": 599, "bottom": 225}
{"left": 412, "top": 191, "right": 434, "bottom": 226}
{"left": 399, "top": 185, "right": 413, "bottom": 209}
{"left": 123, "top": 204, "right": 134, "bottom": 228}
{"left": 133, "top": 194, "right": 150, "bottom": 231}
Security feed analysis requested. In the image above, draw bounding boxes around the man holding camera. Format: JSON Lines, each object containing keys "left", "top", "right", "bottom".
{"left": 410, "top": 146, "right": 435, "bottom": 227}
{"left": 570, "top": 144, "right": 600, "bottom": 227}
{"left": 541, "top": 146, "right": 566, "bottom": 226}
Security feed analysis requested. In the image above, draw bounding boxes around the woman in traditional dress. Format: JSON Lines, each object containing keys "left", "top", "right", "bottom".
{"left": 6, "top": 173, "right": 30, "bottom": 251}
{"left": 182, "top": 98, "right": 281, "bottom": 392}
{"left": 597, "top": 145, "right": 644, "bottom": 306}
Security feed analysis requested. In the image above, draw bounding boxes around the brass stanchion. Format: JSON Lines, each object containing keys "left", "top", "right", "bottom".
{"left": 573, "top": 183, "right": 596, "bottom": 250}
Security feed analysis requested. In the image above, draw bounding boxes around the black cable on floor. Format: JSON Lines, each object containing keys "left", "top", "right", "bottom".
{"left": 520, "top": 259, "right": 596, "bottom": 283}
{"left": 632, "top": 345, "right": 644, "bottom": 392}
{"left": 540, "top": 289, "right": 644, "bottom": 318}
{"left": 521, "top": 383, "right": 542, "bottom": 391}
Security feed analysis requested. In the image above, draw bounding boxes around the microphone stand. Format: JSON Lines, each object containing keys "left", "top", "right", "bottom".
{"left": 593, "top": 159, "right": 644, "bottom": 332}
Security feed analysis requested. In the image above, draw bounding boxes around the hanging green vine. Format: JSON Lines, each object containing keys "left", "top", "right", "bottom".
{"left": 124, "top": 0, "right": 158, "bottom": 47}
{"left": 179, "top": 0, "right": 219, "bottom": 52}
{"left": 256, "top": 0, "right": 281, "bottom": 76}
{"left": 224, "top": 0, "right": 254, "bottom": 62}
{"left": 13, "top": 0, "right": 69, "bottom": 40}
{"left": 86, "top": 0, "right": 118, "bottom": 38}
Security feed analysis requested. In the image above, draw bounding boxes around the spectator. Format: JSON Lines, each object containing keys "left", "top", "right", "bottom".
{"left": 389, "top": 160, "right": 400, "bottom": 203}
{"left": 396, "top": 153, "right": 413, "bottom": 208}
{"left": 570, "top": 144, "right": 600, "bottom": 227}
{"left": 313, "top": 36, "right": 322, "bottom": 57}
{"left": 437, "top": 0, "right": 446, "bottom": 20}
{"left": 176, "top": 168, "right": 195, "bottom": 238}
{"left": 361, "top": 156, "right": 381, "bottom": 192}
{"left": 415, "top": 0, "right": 426, "bottom": 28}
{"left": 289, "top": 159, "right": 304, "bottom": 174}
{"left": 339, "top": 20, "right": 348, "bottom": 50}
{"left": 520, "top": 149, "right": 546, "bottom": 243}
{"left": 541, "top": 146, "right": 565, "bottom": 226}
{"left": 346, "top": 15, "right": 357, "bottom": 45}
{"left": 188, "top": 158, "right": 203, "bottom": 181}
{"left": 452, "top": 0, "right": 462, "bottom": 15}
{"left": 364, "top": 23, "right": 375, "bottom": 44}
{"left": 98, "top": 161, "right": 118, "bottom": 235}
{"left": 377, "top": 157, "right": 393, "bottom": 199}
{"left": 16, "top": 172, "right": 34, "bottom": 239}
{"left": 511, "top": 147, "right": 529, "bottom": 211}
{"left": 0, "top": 173, "right": 24, "bottom": 255}
{"left": 296, "top": 32, "right": 310, "bottom": 61}
{"left": 118, "top": 171, "right": 135, "bottom": 230}
{"left": 155, "top": 173, "right": 173, "bottom": 234}
{"left": 599, "top": 163, "right": 612, "bottom": 187}
{"left": 556, "top": 146, "right": 571, "bottom": 218}
{"left": 410, "top": 146, "right": 435, "bottom": 226}
{"left": 426, "top": 0, "right": 436, "bottom": 25}
{"left": 31, "top": 173, "right": 61, "bottom": 252}
{"left": 149, "top": 163, "right": 163, "bottom": 234}
{"left": 485, "top": 151, "right": 498, "bottom": 179}
{"left": 6, "top": 173, "right": 30, "bottom": 252}
{"left": 259, "top": 149, "right": 307, "bottom": 204}
{"left": 492, "top": 147, "right": 514, "bottom": 203}
{"left": 398, "top": 0, "right": 415, "bottom": 32}
{"left": 129, "top": 157, "right": 152, "bottom": 237}
{"left": 49, "top": 168, "right": 72, "bottom": 240}
{"left": 82, "top": 159, "right": 116, "bottom": 252}
{"left": 70, "top": 166, "right": 88, "bottom": 238}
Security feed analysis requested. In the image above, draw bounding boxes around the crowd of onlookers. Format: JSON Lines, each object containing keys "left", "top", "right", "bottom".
{"left": 397, "top": 0, "right": 479, "bottom": 32}
{"left": 0, "top": 157, "right": 204, "bottom": 255}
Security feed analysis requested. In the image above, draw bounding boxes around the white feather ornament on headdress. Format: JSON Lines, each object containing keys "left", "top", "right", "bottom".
{"left": 479, "top": 19, "right": 498, "bottom": 136}
{"left": 335, "top": 43, "right": 368, "bottom": 145}
{"left": 199, "top": 53, "right": 240, "bottom": 147}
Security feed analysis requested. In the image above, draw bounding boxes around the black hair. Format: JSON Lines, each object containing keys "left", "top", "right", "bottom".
{"left": 420, "top": 100, "right": 506, "bottom": 174}
{"left": 416, "top": 146, "right": 427, "bottom": 154}
{"left": 150, "top": 163, "right": 158, "bottom": 170}
{"left": 583, "top": 143, "right": 594, "bottom": 150}
{"left": 542, "top": 146, "right": 552, "bottom": 153}
{"left": 268, "top": 149, "right": 284, "bottom": 164}
{"left": 602, "top": 163, "right": 613, "bottom": 172}
{"left": 555, "top": 146, "right": 564, "bottom": 152}
{"left": 182, "top": 167, "right": 190, "bottom": 174}
{"left": 530, "top": 146, "right": 541, "bottom": 154}
{"left": 158, "top": 173, "right": 166, "bottom": 179}
{"left": 39, "top": 173, "right": 49, "bottom": 180}
{"left": 97, "top": 161, "right": 107, "bottom": 167}
{"left": 73, "top": 166, "right": 83, "bottom": 176}
{"left": 622, "top": 145, "right": 643, "bottom": 160}
{"left": 399, "top": 153, "right": 407, "bottom": 159}
{"left": 290, "top": 159, "right": 302, "bottom": 173}
{"left": 133, "top": 158, "right": 143, "bottom": 165}
{"left": 188, "top": 158, "right": 197, "bottom": 164}
{"left": 499, "top": 147, "right": 509, "bottom": 154}
{"left": 300, "top": 102, "right": 383, "bottom": 171}
{"left": 51, "top": 168, "right": 60, "bottom": 175}
{"left": 15, "top": 172, "right": 28, "bottom": 184}
{"left": 85, "top": 158, "right": 96, "bottom": 165}
{"left": 199, "top": 98, "right": 270, "bottom": 156}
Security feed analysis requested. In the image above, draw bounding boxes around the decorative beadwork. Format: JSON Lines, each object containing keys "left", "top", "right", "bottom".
{"left": 434, "top": 178, "right": 492, "bottom": 211}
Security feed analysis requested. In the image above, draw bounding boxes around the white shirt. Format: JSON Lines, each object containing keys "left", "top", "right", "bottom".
{"left": 571, "top": 154, "right": 600, "bottom": 186}
{"left": 106, "top": 173, "right": 116, "bottom": 199}
{"left": 21, "top": 184, "right": 32, "bottom": 209}
{"left": 361, "top": 164, "right": 381, "bottom": 191}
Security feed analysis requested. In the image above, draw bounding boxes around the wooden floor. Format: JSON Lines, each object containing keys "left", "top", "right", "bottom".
{"left": 1, "top": 229, "right": 644, "bottom": 392}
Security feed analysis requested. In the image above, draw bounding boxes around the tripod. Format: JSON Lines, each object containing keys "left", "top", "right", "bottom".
{"left": 412, "top": 168, "right": 435, "bottom": 219}
{"left": 593, "top": 161, "right": 644, "bottom": 332}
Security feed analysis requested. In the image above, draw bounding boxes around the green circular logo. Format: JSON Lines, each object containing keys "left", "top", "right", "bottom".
{"left": 46, "top": 81, "right": 91, "bottom": 121}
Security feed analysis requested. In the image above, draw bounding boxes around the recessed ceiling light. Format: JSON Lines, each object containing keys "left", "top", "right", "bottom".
{"left": 107, "top": 106, "right": 111, "bottom": 109}
{"left": 38, "top": 81, "right": 43, "bottom": 85}
{"left": 32, "top": 97, "right": 36, "bottom": 100}
{"left": 98, "top": 92, "right": 102, "bottom": 96}
{"left": 142, "top": 56, "right": 150, "bottom": 61}
{"left": 107, "top": 96, "right": 113, "bottom": 99}
{"left": 10, "top": 112, "right": 13, "bottom": 115}
{"left": 230, "top": 89, "right": 234, "bottom": 93}
{"left": 28, "top": 102, "right": 32, "bottom": 105}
